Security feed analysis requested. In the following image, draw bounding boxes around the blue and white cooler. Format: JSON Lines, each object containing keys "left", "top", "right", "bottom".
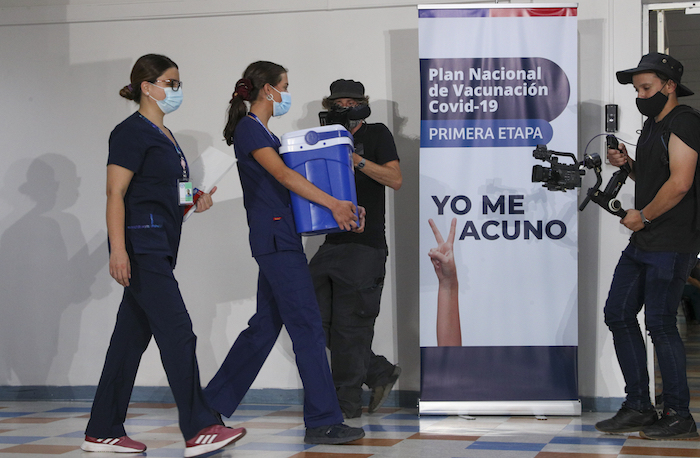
{"left": 280, "top": 125, "right": 357, "bottom": 236}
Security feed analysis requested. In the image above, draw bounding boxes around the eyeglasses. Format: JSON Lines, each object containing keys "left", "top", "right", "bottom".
{"left": 153, "top": 79, "right": 183, "bottom": 91}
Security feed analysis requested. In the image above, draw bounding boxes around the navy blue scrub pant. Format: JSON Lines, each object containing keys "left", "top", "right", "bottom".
{"left": 204, "top": 250, "right": 343, "bottom": 428}
{"left": 85, "top": 254, "right": 220, "bottom": 441}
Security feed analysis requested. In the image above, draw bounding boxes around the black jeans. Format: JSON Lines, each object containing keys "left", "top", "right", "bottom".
{"left": 309, "top": 243, "right": 395, "bottom": 416}
{"left": 604, "top": 244, "right": 697, "bottom": 416}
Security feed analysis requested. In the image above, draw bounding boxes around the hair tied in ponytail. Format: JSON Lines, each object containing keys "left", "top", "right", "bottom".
{"left": 233, "top": 78, "right": 253, "bottom": 101}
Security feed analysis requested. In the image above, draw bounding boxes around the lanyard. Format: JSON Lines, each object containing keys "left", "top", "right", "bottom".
{"left": 248, "top": 112, "right": 280, "bottom": 145}
{"left": 138, "top": 113, "right": 188, "bottom": 179}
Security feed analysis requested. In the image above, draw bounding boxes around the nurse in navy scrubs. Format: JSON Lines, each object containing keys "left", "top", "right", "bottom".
{"left": 82, "top": 54, "right": 244, "bottom": 458}
{"left": 204, "top": 61, "right": 366, "bottom": 445}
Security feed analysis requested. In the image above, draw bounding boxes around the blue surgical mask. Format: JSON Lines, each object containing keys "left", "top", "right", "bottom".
{"left": 149, "top": 83, "right": 183, "bottom": 114}
{"left": 270, "top": 86, "right": 291, "bottom": 117}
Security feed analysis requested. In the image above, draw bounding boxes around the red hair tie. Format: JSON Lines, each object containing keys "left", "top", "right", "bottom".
{"left": 232, "top": 78, "right": 253, "bottom": 102}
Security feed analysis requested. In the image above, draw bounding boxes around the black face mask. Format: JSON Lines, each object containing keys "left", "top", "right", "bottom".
{"left": 326, "top": 105, "right": 371, "bottom": 130}
{"left": 636, "top": 88, "right": 668, "bottom": 118}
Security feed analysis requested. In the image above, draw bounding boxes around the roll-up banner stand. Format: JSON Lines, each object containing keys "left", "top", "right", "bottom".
{"left": 418, "top": 3, "right": 580, "bottom": 416}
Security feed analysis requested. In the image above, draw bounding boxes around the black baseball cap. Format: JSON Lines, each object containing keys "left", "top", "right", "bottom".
{"left": 327, "top": 79, "right": 365, "bottom": 100}
{"left": 616, "top": 52, "right": 693, "bottom": 97}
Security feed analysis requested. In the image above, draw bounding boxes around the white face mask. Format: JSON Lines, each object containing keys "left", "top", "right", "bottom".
{"left": 149, "top": 83, "right": 183, "bottom": 114}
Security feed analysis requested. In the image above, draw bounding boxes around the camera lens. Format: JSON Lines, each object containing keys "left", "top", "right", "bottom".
{"left": 532, "top": 165, "right": 549, "bottom": 182}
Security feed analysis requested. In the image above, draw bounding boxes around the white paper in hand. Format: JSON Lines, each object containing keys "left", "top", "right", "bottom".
{"left": 183, "top": 146, "right": 236, "bottom": 221}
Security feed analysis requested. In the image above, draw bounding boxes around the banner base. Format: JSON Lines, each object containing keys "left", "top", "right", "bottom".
{"left": 419, "top": 400, "right": 581, "bottom": 416}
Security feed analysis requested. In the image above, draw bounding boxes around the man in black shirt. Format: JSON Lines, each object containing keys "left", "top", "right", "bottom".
{"left": 309, "top": 80, "right": 402, "bottom": 418}
{"left": 595, "top": 53, "right": 700, "bottom": 440}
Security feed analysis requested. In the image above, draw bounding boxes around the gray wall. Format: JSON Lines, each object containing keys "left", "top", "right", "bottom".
{"left": 0, "top": 0, "right": 653, "bottom": 405}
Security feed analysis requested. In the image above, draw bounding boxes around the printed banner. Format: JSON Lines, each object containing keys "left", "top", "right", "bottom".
{"left": 419, "top": 4, "right": 580, "bottom": 415}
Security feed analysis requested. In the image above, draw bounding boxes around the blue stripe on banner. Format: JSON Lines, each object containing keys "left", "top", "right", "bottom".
{"left": 419, "top": 9, "right": 489, "bottom": 18}
{"left": 420, "top": 346, "right": 578, "bottom": 401}
{"left": 420, "top": 119, "right": 553, "bottom": 148}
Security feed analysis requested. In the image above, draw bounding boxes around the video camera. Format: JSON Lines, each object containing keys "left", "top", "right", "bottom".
{"left": 531, "top": 135, "right": 629, "bottom": 218}
{"left": 319, "top": 104, "right": 371, "bottom": 129}
{"left": 531, "top": 146, "right": 586, "bottom": 191}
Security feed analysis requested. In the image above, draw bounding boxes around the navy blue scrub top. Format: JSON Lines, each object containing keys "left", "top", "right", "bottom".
{"left": 108, "top": 112, "right": 188, "bottom": 268}
{"left": 233, "top": 115, "right": 303, "bottom": 257}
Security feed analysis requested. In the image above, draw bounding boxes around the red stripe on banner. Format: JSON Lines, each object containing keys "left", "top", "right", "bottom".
{"left": 491, "top": 8, "right": 577, "bottom": 17}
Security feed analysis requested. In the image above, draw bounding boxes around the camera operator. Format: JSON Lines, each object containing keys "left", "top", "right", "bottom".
{"left": 309, "top": 79, "right": 402, "bottom": 418}
{"left": 596, "top": 53, "right": 700, "bottom": 440}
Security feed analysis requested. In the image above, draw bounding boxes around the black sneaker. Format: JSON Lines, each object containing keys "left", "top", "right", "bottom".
{"left": 595, "top": 404, "right": 658, "bottom": 433}
{"left": 640, "top": 409, "right": 699, "bottom": 440}
{"left": 304, "top": 423, "right": 365, "bottom": 444}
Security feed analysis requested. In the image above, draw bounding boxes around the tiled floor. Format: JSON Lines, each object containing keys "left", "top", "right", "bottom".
{"left": 3, "top": 401, "right": 700, "bottom": 457}
{"left": 4, "top": 320, "right": 700, "bottom": 457}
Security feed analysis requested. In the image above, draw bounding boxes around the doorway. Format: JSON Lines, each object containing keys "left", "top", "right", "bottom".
{"left": 646, "top": 3, "right": 700, "bottom": 107}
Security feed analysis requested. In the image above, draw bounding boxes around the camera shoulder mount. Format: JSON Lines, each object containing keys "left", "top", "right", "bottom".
{"left": 578, "top": 135, "right": 628, "bottom": 218}
{"left": 531, "top": 135, "right": 629, "bottom": 218}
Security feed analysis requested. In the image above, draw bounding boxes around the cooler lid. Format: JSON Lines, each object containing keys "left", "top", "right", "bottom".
{"left": 280, "top": 125, "right": 354, "bottom": 154}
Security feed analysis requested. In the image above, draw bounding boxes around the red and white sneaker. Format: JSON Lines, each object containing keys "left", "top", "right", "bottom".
{"left": 184, "top": 425, "right": 246, "bottom": 458}
{"left": 81, "top": 435, "right": 146, "bottom": 453}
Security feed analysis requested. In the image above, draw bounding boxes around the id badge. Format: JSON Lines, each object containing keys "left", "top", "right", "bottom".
{"left": 178, "top": 179, "right": 194, "bottom": 206}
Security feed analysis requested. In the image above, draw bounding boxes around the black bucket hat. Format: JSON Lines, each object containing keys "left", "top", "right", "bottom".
{"left": 327, "top": 79, "right": 365, "bottom": 100}
{"left": 616, "top": 52, "right": 694, "bottom": 97}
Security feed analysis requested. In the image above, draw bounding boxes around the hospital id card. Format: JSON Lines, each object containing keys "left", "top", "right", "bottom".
{"left": 178, "top": 180, "right": 194, "bottom": 206}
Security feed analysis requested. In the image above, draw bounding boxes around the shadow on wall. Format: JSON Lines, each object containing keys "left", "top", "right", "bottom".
{"left": 577, "top": 100, "right": 604, "bottom": 399}
{"left": 165, "top": 130, "right": 263, "bottom": 375}
{"left": 177, "top": 196, "right": 261, "bottom": 374}
{"left": 0, "top": 154, "right": 110, "bottom": 385}
{"left": 392, "top": 99, "right": 420, "bottom": 394}
{"left": 388, "top": 27, "right": 421, "bottom": 395}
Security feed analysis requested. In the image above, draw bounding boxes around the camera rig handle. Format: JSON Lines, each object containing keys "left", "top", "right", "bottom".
{"left": 578, "top": 135, "right": 628, "bottom": 218}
